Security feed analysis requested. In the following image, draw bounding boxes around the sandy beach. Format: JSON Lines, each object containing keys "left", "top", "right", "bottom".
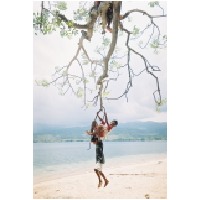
{"left": 33, "top": 154, "right": 167, "bottom": 199}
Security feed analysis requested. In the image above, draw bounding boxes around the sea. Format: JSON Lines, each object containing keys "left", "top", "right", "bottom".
{"left": 33, "top": 141, "right": 167, "bottom": 182}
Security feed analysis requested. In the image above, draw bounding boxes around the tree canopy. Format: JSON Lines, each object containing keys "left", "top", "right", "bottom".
{"left": 33, "top": 1, "right": 167, "bottom": 113}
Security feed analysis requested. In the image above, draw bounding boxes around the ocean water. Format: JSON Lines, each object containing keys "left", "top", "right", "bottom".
{"left": 33, "top": 141, "right": 167, "bottom": 181}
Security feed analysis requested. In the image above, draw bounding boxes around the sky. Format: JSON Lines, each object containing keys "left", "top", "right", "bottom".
{"left": 33, "top": 1, "right": 167, "bottom": 127}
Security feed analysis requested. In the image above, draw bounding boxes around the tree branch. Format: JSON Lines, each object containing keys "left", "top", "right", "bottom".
{"left": 57, "top": 13, "right": 88, "bottom": 29}
{"left": 122, "top": 9, "right": 166, "bottom": 20}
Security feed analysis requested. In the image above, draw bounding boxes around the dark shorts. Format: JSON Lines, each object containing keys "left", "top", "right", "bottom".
{"left": 96, "top": 140, "right": 105, "bottom": 164}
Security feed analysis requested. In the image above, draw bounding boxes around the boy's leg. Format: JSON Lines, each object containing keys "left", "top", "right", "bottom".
{"left": 95, "top": 141, "right": 105, "bottom": 187}
{"left": 94, "top": 163, "right": 103, "bottom": 187}
{"left": 94, "top": 168, "right": 102, "bottom": 188}
{"left": 99, "top": 170, "right": 109, "bottom": 187}
{"left": 97, "top": 163, "right": 109, "bottom": 187}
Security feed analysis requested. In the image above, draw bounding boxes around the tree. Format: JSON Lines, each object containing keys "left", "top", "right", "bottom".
{"left": 33, "top": 1, "right": 167, "bottom": 113}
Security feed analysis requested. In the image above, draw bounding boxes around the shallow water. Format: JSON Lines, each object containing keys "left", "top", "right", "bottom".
{"left": 33, "top": 141, "right": 167, "bottom": 181}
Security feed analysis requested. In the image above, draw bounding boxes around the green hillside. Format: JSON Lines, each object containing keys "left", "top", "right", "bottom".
{"left": 33, "top": 122, "right": 167, "bottom": 143}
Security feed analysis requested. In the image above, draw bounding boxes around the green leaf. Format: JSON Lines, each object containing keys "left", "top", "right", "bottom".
{"left": 66, "top": 33, "right": 72, "bottom": 39}
{"left": 72, "top": 29, "right": 78, "bottom": 35}
{"left": 47, "top": 24, "right": 52, "bottom": 30}
{"left": 84, "top": 79, "right": 89, "bottom": 83}
{"left": 57, "top": 2, "right": 67, "bottom": 10}
{"left": 132, "top": 26, "right": 140, "bottom": 36}
{"left": 103, "top": 91, "right": 110, "bottom": 97}
{"left": 89, "top": 71, "right": 96, "bottom": 77}
{"left": 41, "top": 80, "right": 50, "bottom": 87}
{"left": 56, "top": 18, "right": 62, "bottom": 26}
{"left": 103, "top": 38, "right": 110, "bottom": 46}
{"left": 60, "top": 29, "right": 66, "bottom": 36}
{"left": 81, "top": 53, "right": 87, "bottom": 60}
{"left": 42, "top": 29, "right": 47, "bottom": 35}
{"left": 150, "top": 39, "right": 159, "bottom": 49}
{"left": 82, "top": 60, "right": 89, "bottom": 65}
{"left": 76, "top": 87, "right": 83, "bottom": 98}
{"left": 149, "top": 2, "right": 155, "bottom": 7}
{"left": 62, "top": 70, "right": 68, "bottom": 76}
{"left": 52, "top": 18, "right": 57, "bottom": 25}
{"left": 35, "top": 80, "right": 50, "bottom": 87}
{"left": 155, "top": 98, "right": 167, "bottom": 112}
{"left": 149, "top": 1, "right": 159, "bottom": 7}
{"left": 67, "top": 21, "right": 73, "bottom": 28}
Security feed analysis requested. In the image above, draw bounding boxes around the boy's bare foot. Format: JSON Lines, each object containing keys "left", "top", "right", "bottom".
{"left": 104, "top": 178, "right": 109, "bottom": 187}
{"left": 98, "top": 180, "right": 103, "bottom": 188}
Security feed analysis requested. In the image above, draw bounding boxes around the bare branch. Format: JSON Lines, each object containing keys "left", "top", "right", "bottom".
{"left": 122, "top": 9, "right": 166, "bottom": 20}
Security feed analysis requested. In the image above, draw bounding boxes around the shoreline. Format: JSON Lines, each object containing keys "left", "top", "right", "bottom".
{"left": 33, "top": 153, "right": 167, "bottom": 199}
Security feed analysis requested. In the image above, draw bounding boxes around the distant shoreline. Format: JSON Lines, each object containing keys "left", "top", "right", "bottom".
{"left": 33, "top": 121, "right": 167, "bottom": 142}
{"left": 33, "top": 139, "right": 167, "bottom": 143}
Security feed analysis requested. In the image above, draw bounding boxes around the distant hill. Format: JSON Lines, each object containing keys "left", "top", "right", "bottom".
{"left": 33, "top": 121, "right": 167, "bottom": 143}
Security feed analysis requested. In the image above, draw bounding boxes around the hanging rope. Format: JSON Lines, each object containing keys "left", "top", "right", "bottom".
{"left": 99, "top": 84, "right": 103, "bottom": 111}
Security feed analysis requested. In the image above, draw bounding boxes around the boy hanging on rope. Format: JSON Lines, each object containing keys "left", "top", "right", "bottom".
{"left": 85, "top": 110, "right": 118, "bottom": 188}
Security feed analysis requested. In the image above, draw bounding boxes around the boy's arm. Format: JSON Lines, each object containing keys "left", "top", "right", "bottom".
{"left": 91, "top": 120, "right": 97, "bottom": 132}
{"left": 85, "top": 130, "right": 94, "bottom": 135}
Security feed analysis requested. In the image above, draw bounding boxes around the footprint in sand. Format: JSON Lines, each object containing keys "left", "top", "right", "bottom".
{"left": 125, "top": 186, "right": 132, "bottom": 189}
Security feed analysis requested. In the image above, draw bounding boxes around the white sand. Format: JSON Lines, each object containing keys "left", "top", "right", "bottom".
{"left": 33, "top": 154, "right": 167, "bottom": 199}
